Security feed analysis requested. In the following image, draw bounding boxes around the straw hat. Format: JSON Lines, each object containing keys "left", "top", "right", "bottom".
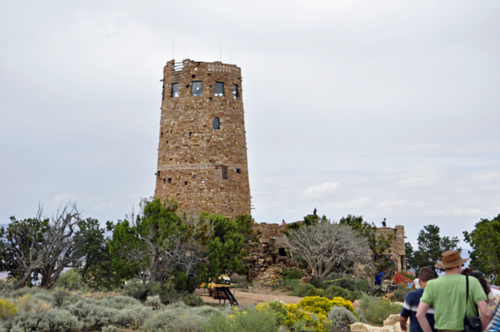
{"left": 435, "top": 250, "right": 469, "bottom": 269}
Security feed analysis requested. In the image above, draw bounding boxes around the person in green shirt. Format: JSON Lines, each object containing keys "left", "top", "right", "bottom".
{"left": 416, "top": 250, "right": 490, "bottom": 332}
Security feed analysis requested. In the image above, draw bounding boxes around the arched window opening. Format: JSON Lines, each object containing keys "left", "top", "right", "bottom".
{"left": 212, "top": 118, "right": 220, "bottom": 130}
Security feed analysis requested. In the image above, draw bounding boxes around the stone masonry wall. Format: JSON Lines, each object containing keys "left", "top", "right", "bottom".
{"left": 376, "top": 225, "right": 406, "bottom": 272}
{"left": 247, "top": 222, "right": 406, "bottom": 281}
{"left": 155, "top": 59, "right": 251, "bottom": 218}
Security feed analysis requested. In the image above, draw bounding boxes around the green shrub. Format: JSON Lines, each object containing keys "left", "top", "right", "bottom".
{"left": 282, "top": 268, "right": 303, "bottom": 280}
{"left": 16, "top": 294, "right": 34, "bottom": 314}
{"left": 232, "top": 306, "right": 278, "bottom": 332}
{"left": 53, "top": 269, "right": 86, "bottom": 290}
{"left": 354, "top": 307, "right": 367, "bottom": 323}
{"left": 51, "top": 288, "right": 70, "bottom": 308}
{"left": 32, "top": 291, "right": 55, "bottom": 306}
{"left": 309, "top": 277, "right": 325, "bottom": 290}
{"left": 100, "top": 295, "right": 142, "bottom": 309}
{"left": 393, "top": 283, "right": 412, "bottom": 302}
{"left": 291, "top": 283, "right": 319, "bottom": 297}
{"left": 146, "top": 295, "right": 161, "bottom": 310}
{"left": 358, "top": 294, "right": 402, "bottom": 325}
{"left": 158, "top": 282, "right": 204, "bottom": 306}
{"left": 356, "top": 280, "right": 369, "bottom": 293}
{"left": 102, "top": 325, "right": 120, "bottom": 332}
{"left": 204, "top": 313, "right": 235, "bottom": 332}
{"left": 0, "top": 281, "right": 14, "bottom": 294}
{"left": 328, "top": 306, "right": 358, "bottom": 324}
{"left": 204, "top": 306, "right": 278, "bottom": 332}
{"left": 10, "top": 287, "right": 43, "bottom": 299}
{"left": 142, "top": 302, "right": 205, "bottom": 332}
{"left": 325, "top": 285, "right": 353, "bottom": 301}
{"left": 0, "top": 299, "right": 17, "bottom": 321}
{"left": 33, "top": 300, "right": 52, "bottom": 313}
{"left": 324, "top": 273, "right": 368, "bottom": 293}
{"left": 123, "top": 279, "right": 147, "bottom": 300}
{"left": 67, "top": 298, "right": 130, "bottom": 330}
{"left": 4, "top": 310, "right": 83, "bottom": 332}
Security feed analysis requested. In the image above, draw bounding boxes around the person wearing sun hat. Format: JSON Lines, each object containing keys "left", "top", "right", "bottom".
{"left": 416, "top": 250, "right": 490, "bottom": 332}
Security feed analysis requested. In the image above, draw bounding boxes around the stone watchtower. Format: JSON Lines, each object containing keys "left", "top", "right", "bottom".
{"left": 154, "top": 59, "right": 251, "bottom": 218}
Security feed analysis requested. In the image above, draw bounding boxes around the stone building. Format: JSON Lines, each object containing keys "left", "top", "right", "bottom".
{"left": 375, "top": 225, "right": 406, "bottom": 272}
{"left": 154, "top": 59, "right": 251, "bottom": 218}
{"left": 246, "top": 222, "right": 406, "bottom": 282}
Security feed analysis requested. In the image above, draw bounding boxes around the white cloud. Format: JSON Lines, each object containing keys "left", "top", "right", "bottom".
{"left": 470, "top": 171, "right": 500, "bottom": 182}
{"left": 326, "top": 196, "right": 372, "bottom": 209}
{"left": 299, "top": 181, "right": 341, "bottom": 199}
{"left": 378, "top": 199, "right": 411, "bottom": 209}
{"left": 394, "top": 166, "right": 441, "bottom": 188}
{"left": 423, "top": 208, "right": 484, "bottom": 217}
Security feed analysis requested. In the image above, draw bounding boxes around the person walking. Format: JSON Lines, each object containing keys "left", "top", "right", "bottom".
{"left": 400, "top": 267, "right": 436, "bottom": 332}
{"left": 416, "top": 250, "right": 490, "bottom": 332}
{"left": 414, "top": 276, "right": 421, "bottom": 290}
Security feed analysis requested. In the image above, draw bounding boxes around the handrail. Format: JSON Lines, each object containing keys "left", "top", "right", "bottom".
{"left": 173, "top": 62, "right": 184, "bottom": 72}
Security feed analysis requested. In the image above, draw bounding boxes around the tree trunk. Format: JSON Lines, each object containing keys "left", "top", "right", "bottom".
{"left": 15, "top": 269, "right": 34, "bottom": 289}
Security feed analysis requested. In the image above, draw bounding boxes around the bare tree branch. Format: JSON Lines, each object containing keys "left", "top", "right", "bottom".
{"left": 284, "top": 222, "right": 370, "bottom": 280}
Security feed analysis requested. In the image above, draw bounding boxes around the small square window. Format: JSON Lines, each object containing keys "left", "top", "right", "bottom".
{"left": 185, "top": 181, "right": 188, "bottom": 185}
{"left": 163, "top": 179, "right": 166, "bottom": 184}
{"left": 233, "top": 84, "right": 239, "bottom": 98}
{"left": 236, "top": 169, "right": 241, "bottom": 174}
{"left": 215, "top": 82, "right": 224, "bottom": 97}
{"left": 192, "top": 82, "right": 203, "bottom": 96}
{"left": 168, "top": 178, "right": 172, "bottom": 184}
{"left": 171, "top": 83, "right": 179, "bottom": 97}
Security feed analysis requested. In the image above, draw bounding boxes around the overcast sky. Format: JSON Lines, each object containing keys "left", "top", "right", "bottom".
{"left": 1, "top": 0, "right": 499, "bottom": 248}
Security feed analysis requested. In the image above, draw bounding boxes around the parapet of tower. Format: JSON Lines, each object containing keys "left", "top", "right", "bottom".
{"left": 154, "top": 59, "right": 251, "bottom": 218}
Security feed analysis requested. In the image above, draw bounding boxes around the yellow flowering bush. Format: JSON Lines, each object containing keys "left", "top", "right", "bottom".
{"left": 256, "top": 296, "right": 358, "bottom": 332}
{"left": 0, "top": 299, "right": 17, "bottom": 320}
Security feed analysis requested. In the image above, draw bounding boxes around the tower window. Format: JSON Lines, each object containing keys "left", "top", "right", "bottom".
{"left": 185, "top": 181, "right": 188, "bottom": 185}
{"left": 215, "top": 82, "right": 224, "bottom": 97}
{"left": 221, "top": 166, "right": 228, "bottom": 180}
{"left": 163, "top": 179, "right": 166, "bottom": 184}
{"left": 192, "top": 82, "right": 203, "bottom": 96}
{"left": 236, "top": 169, "right": 241, "bottom": 174}
{"left": 213, "top": 118, "right": 220, "bottom": 130}
{"left": 233, "top": 84, "right": 239, "bottom": 98}
{"left": 168, "top": 178, "right": 172, "bottom": 184}
{"left": 171, "top": 83, "right": 179, "bottom": 97}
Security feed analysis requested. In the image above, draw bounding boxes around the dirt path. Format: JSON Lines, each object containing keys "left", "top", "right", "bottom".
{"left": 195, "top": 288, "right": 303, "bottom": 307}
